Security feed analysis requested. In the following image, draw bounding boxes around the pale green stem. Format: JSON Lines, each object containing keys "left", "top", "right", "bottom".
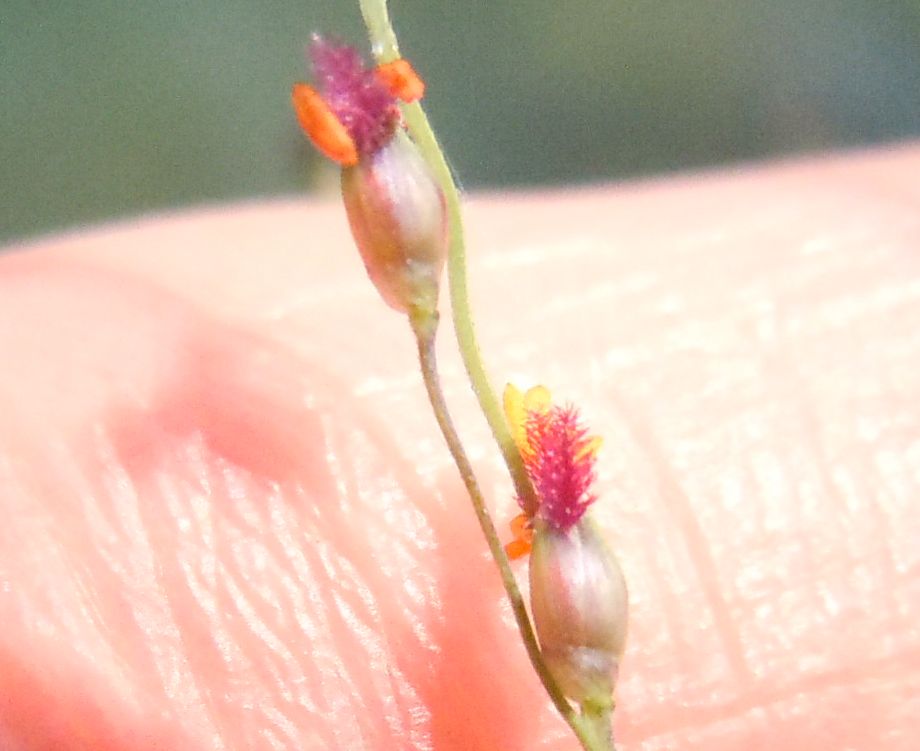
{"left": 358, "top": 0, "right": 538, "bottom": 517}
{"left": 409, "top": 309, "right": 568, "bottom": 708}
{"left": 358, "top": 0, "right": 399, "bottom": 60}
{"left": 409, "top": 309, "right": 603, "bottom": 751}
{"left": 582, "top": 704, "right": 616, "bottom": 751}
{"left": 356, "top": 3, "right": 614, "bottom": 749}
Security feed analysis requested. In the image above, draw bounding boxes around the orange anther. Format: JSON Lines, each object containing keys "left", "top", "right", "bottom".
{"left": 510, "top": 513, "right": 533, "bottom": 540}
{"left": 291, "top": 83, "right": 359, "bottom": 166}
{"left": 505, "top": 538, "right": 532, "bottom": 561}
{"left": 375, "top": 59, "right": 426, "bottom": 102}
{"left": 505, "top": 513, "right": 534, "bottom": 560}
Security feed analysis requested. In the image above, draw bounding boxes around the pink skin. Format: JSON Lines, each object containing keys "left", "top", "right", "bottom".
{"left": 1, "top": 144, "right": 919, "bottom": 749}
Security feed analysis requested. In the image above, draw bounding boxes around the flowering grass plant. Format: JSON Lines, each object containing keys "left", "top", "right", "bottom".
{"left": 291, "top": 4, "right": 629, "bottom": 748}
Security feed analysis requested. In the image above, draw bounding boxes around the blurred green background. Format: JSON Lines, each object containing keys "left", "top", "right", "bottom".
{"left": 2, "top": 1, "right": 919, "bottom": 244}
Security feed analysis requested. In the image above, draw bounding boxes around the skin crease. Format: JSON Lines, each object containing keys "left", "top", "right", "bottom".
{"left": 0, "top": 144, "right": 918, "bottom": 750}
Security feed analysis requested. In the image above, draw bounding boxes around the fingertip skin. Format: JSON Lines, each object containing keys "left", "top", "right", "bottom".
{"left": 0, "top": 626, "right": 198, "bottom": 750}
{"left": 0, "top": 143, "right": 918, "bottom": 749}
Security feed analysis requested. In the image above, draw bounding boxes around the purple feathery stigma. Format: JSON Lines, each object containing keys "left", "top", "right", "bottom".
{"left": 526, "top": 405, "right": 598, "bottom": 531}
{"left": 309, "top": 35, "right": 399, "bottom": 157}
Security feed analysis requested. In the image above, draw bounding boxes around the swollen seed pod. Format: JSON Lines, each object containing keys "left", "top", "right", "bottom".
{"left": 529, "top": 517, "right": 628, "bottom": 709}
{"left": 340, "top": 129, "right": 448, "bottom": 315}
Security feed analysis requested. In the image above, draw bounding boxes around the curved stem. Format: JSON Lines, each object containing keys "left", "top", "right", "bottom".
{"left": 358, "top": 0, "right": 538, "bottom": 519}
{"left": 409, "top": 309, "right": 601, "bottom": 750}
{"left": 357, "top": 3, "right": 613, "bottom": 749}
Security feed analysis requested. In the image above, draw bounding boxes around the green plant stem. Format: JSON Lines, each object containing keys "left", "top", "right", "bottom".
{"left": 410, "top": 309, "right": 604, "bottom": 751}
{"left": 582, "top": 704, "right": 616, "bottom": 751}
{"left": 358, "top": 0, "right": 538, "bottom": 519}
{"left": 358, "top": 0, "right": 399, "bottom": 60}
{"left": 357, "top": 3, "right": 614, "bottom": 748}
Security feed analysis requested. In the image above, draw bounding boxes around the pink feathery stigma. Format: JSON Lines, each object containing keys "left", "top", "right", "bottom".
{"left": 309, "top": 36, "right": 400, "bottom": 156}
{"left": 525, "top": 405, "right": 598, "bottom": 531}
